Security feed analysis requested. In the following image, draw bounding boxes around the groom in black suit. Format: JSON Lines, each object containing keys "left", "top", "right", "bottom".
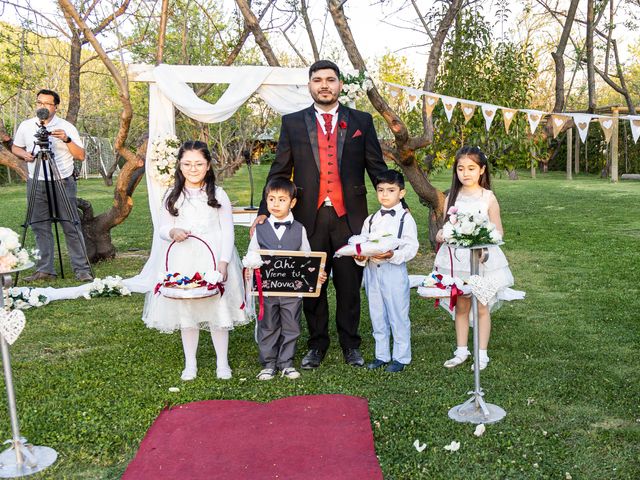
{"left": 253, "top": 60, "right": 388, "bottom": 369}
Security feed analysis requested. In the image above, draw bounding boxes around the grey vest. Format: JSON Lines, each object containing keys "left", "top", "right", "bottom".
{"left": 256, "top": 220, "right": 304, "bottom": 251}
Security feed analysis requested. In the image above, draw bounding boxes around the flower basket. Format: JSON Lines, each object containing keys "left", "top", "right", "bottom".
{"left": 156, "top": 235, "right": 222, "bottom": 299}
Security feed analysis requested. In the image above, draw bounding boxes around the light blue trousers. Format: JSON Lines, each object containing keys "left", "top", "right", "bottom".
{"left": 363, "top": 262, "right": 411, "bottom": 364}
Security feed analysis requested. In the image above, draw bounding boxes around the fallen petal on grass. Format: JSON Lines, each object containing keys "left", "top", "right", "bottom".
{"left": 413, "top": 439, "right": 426, "bottom": 452}
{"left": 168, "top": 387, "right": 180, "bottom": 393}
{"left": 474, "top": 424, "right": 486, "bottom": 437}
{"left": 443, "top": 441, "right": 460, "bottom": 452}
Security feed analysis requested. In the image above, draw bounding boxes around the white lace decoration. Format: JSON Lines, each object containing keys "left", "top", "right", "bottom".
{"left": 0, "top": 309, "right": 26, "bottom": 345}
{"left": 467, "top": 275, "right": 499, "bottom": 306}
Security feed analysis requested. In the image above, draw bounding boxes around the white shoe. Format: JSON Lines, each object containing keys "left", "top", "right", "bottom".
{"left": 257, "top": 368, "right": 276, "bottom": 381}
{"left": 216, "top": 366, "right": 232, "bottom": 380}
{"left": 181, "top": 366, "right": 198, "bottom": 381}
{"left": 444, "top": 353, "right": 469, "bottom": 368}
{"left": 280, "top": 367, "right": 301, "bottom": 379}
{"left": 471, "top": 358, "right": 489, "bottom": 371}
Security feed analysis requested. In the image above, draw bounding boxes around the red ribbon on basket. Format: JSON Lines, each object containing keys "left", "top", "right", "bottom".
{"left": 433, "top": 246, "right": 458, "bottom": 311}
{"left": 355, "top": 243, "right": 362, "bottom": 255}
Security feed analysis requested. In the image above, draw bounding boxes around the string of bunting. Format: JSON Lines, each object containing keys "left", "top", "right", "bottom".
{"left": 385, "top": 81, "right": 640, "bottom": 144}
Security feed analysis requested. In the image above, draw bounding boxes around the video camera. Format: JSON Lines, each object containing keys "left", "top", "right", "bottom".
{"left": 34, "top": 107, "right": 52, "bottom": 149}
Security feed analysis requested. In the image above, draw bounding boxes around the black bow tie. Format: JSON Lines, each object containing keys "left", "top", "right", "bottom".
{"left": 380, "top": 209, "right": 396, "bottom": 216}
{"left": 274, "top": 221, "right": 292, "bottom": 229}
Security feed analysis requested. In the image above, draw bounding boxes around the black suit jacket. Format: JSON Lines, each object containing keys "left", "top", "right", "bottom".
{"left": 259, "top": 104, "right": 388, "bottom": 236}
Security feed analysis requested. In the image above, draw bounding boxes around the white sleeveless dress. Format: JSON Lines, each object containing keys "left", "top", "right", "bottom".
{"left": 143, "top": 186, "right": 250, "bottom": 333}
{"left": 433, "top": 189, "right": 523, "bottom": 314}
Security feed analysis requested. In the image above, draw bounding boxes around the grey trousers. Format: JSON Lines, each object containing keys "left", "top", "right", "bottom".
{"left": 26, "top": 176, "right": 90, "bottom": 276}
{"left": 258, "top": 296, "right": 303, "bottom": 369}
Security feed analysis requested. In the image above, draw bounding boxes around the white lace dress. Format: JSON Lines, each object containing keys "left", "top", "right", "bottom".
{"left": 433, "top": 189, "right": 523, "bottom": 315}
{"left": 143, "top": 186, "right": 250, "bottom": 333}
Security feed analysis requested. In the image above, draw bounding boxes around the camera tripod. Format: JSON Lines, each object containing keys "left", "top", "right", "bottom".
{"left": 17, "top": 143, "right": 93, "bottom": 283}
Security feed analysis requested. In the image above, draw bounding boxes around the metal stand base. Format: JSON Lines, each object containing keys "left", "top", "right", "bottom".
{"left": 448, "top": 393, "right": 506, "bottom": 424}
{"left": 0, "top": 440, "right": 57, "bottom": 478}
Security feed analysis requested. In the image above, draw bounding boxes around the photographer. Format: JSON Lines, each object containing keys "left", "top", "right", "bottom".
{"left": 11, "top": 89, "right": 92, "bottom": 282}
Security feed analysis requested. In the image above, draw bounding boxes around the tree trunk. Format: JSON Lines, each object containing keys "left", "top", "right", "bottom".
{"left": 550, "top": 0, "right": 579, "bottom": 112}
{"left": 235, "top": 0, "right": 280, "bottom": 66}
{"left": 67, "top": 31, "right": 82, "bottom": 124}
{"left": 586, "top": 0, "right": 596, "bottom": 112}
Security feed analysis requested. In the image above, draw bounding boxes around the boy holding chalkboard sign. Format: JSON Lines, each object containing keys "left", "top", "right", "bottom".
{"left": 354, "top": 171, "right": 419, "bottom": 373}
{"left": 247, "top": 178, "right": 327, "bottom": 380}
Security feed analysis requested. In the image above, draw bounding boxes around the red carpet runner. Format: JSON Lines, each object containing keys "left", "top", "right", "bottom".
{"left": 123, "top": 394, "right": 383, "bottom": 479}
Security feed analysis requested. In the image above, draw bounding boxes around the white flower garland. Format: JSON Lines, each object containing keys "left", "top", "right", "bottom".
{"left": 3, "top": 287, "right": 48, "bottom": 310}
{"left": 148, "top": 135, "right": 181, "bottom": 188}
{"left": 83, "top": 276, "right": 131, "bottom": 299}
{"left": 0, "top": 227, "right": 39, "bottom": 273}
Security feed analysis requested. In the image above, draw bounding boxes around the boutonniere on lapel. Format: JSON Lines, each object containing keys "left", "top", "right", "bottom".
{"left": 339, "top": 120, "right": 347, "bottom": 130}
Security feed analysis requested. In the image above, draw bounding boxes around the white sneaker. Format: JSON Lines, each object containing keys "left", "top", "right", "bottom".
{"left": 281, "top": 367, "right": 301, "bottom": 379}
{"left": 257, "top": 368, "right": 276, "bottom": 381}
{"left": 180, "top": 366, "right": 197, "bottom": 381}
{"left": 216, "top": 366, "right": 232, "bottom": 380}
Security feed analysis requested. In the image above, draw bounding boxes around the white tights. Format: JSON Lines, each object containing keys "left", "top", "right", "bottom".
{"left": 180, "top": 328, "right": 230, "bottom": 370}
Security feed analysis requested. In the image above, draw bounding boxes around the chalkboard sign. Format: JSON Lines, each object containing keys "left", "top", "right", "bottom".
{"left": 251, "top": 250, "right": 327, "bottom": 297}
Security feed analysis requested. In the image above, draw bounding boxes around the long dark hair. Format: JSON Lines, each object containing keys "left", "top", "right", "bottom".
{"left": 446, "top": 146, "right": 491, "bottom": 211}
{"left": 166, "top": 140, "right": 220, "bottom": 216}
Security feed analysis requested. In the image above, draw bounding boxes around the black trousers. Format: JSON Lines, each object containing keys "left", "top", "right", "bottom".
{"left": 304, "top": 205, "right": 363, "bottom": 352}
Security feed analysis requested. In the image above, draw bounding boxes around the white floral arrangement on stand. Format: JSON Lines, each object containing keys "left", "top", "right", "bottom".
{"left": 148, "top": 135, "right": 181, "bottom": 188}
{"left": 3, "top": 287, "right": 49, "bottom": 310}
{"left": 83, "top": 276, "right": 131, "bottom": 299}
{"left": 340, "top": 71, "right": 374, "bottom": 106}
{"left": 442, "top": 206, "right": 502, "bottom": 247}
{"left": 0, "top": 227, "right": 39, "bottom": 273}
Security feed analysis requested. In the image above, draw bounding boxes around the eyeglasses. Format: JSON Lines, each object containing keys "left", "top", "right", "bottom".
{"left": 36, "top": 101, "right": 56, "bottom": 108}
{"left": 180, "top": 162, "right": 208, "bottom": 170}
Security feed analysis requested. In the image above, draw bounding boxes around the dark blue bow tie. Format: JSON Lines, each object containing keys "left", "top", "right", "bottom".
{"left": 380, "top": 209, "right": 396, "bottom": 216}
{"left": 274, "top": 221, "right": 292, "bottom": 229}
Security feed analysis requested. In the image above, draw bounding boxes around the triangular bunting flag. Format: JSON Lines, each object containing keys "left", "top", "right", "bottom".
{"left": 629, "top": 117, "right": 640, "bottom": 143}
{"left": 502, "top": 108, "right": 517, "bottom": 133}
{"left": 570, "top": 113, "right": 593, "bottom": 143}
{"left": 522, "top": 109, "right": 544, "bottom": 134}
{"left": 405, "top": 88, "right": 421, "bottom": 111}
{"left": 460, "top": 103, "right": 477, "bottom": 124}
{"left": 598, "top": 117, "right": 615, "bottom": 143}
{"left": 388, "top": 85, "right": 402, "bottom": 98}
{"left": 424, "top": 94, "right": 439, "bottom": 117}
{"left": 440, "top": 96, "right": 458, "bottom": 122}
{"left": 550, "top": 114, "right": 570, "bottom": 138}
{"left": 481, "top": 104, "right": 499, "bottom": 131}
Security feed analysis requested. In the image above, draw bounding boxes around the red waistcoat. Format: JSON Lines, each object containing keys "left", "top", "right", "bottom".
{"left": 316, "top": 122, "right": 346, "bottom": 217}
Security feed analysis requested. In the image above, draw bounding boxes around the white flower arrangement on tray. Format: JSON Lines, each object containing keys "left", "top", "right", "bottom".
{"left": 441, "top": 206, "right": 502, "bottom": 247}
{"left": 154, "top": 271, "right": 223, "bottom": 299}
{"left": 3, "top": 287, "right": 49, "bottom": 310}
{"left": 339, "top": 71, "right": 374, "bottom": 105}
{"left": 148, "top": 135, "right": 181, "bottom": 188}
{"left": 0, "top": 227, "right": 39, "bottom": 273}
{"left": 417, "top": 271, "right": 470, "bottom": 299}
{"left": 334, "top": 231, "right": 401, "bottom": 258}
{"left": 83, "top": 276, "right": 131, "bottom": 299}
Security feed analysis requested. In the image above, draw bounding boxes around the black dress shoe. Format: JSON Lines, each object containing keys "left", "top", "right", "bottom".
{"left": 344, "top": 348, "right": 365, "bottom": 367}
{"left": 301, "top": 349, "right": 324, "bottom": 369}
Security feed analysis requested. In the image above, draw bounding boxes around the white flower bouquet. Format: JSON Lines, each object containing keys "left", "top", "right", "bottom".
{"left": 148, "top": 135, "right": 181, "bottom": 188}
{"left": 442, "top": 206, "right": 502, "bottom": 247}
{"left": 242, "top": 251, "right": 264, "bottom": 270}
{"left": 83, "top": 276, "right": 131, "bottom": 299}
{"left": 0, "top": 227, "right": 39, "bottom": 273}
{"left": 3, "top": 287, "right": 49, "bottom": 310}
{"left": 339, "top": 71, "right": 374, "bottom": 105}
{"left": 334, "top": 231, "right": 401, "bottom": 258}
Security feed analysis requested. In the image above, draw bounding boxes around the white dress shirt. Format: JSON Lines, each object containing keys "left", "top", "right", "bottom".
{"left": 358, "top": 202, "right": 419, "bottom": 265}
{"left": 248, "top": 212, "right": 311, "bottom": 252}
{"left": 314, "top": 104, "right": 339, "bottom": 136}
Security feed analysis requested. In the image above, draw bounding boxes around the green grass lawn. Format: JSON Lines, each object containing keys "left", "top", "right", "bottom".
{"left": 0, "top": 167, "right": 639, "bottom": 479}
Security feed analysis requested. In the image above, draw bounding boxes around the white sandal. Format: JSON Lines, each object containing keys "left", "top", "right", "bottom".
{"left": 443, "top": 353, "right": 469, "bottom": 368}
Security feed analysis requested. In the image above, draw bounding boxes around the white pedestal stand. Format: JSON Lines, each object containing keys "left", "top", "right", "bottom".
{"left": 448, "top": 245, "right": 506, "bottom": 424}
{"left": 0, "top": 271, "right": 57, "bottom": 477}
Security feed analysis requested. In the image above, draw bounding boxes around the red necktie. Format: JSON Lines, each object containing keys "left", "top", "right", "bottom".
{"left": 321, "top": 113, "right": 333, "bottom": 139}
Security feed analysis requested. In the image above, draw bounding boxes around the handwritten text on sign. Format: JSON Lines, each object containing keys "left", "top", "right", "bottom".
{"left": 251, "top": 250, "right": 326, "bottom": 297}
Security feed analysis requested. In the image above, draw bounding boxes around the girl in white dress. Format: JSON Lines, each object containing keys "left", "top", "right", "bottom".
{"left": 143, "top": 141, "right": 249, "bottom": 381}
{"left": 434, "top": 146, "right": 519, "bottom": 371}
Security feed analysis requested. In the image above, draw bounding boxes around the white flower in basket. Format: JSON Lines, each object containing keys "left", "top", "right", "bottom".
{"left": 148, "top": 135, "right": 181, "bottom": 188}
{"left": 156, "top": 235, "right": 223, "bottom": 299}
{"left": 0, "top": 227, "right": 39, "bottom": 273}
{"left": 417, "top": 271, "right": 470, "bottom": 299}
